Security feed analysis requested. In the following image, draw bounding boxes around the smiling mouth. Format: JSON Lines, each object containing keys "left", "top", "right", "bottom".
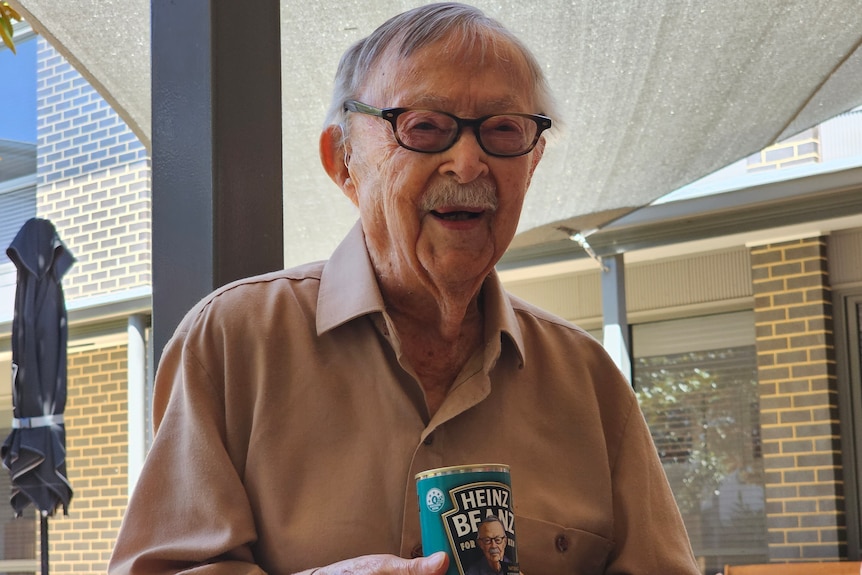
{"left": 430, "top": 209, "right": 484, "bottom": 221}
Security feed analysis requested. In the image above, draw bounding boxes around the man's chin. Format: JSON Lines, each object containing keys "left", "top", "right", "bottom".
{"left": 420, "top": 248, "right": 497, "bottom": 286}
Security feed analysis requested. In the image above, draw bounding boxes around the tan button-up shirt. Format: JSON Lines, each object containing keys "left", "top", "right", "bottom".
{"left": 109, "top": 223, "right": 699, "bottom": 575}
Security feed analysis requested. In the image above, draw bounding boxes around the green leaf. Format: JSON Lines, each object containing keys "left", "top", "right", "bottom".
{"left": 0, "top": 13, "right": 16, "bottom": 54}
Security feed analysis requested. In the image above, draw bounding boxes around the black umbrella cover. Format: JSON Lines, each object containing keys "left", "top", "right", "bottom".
{"left": 1, "top": 218, "right": 75, "bottom": 517}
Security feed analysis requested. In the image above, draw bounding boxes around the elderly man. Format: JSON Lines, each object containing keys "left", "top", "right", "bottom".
{"left": 109, "top": 3, "right": 700, "bottom": 575}
{"left": 466, "top": 517, "right": 511, "bottom": 575}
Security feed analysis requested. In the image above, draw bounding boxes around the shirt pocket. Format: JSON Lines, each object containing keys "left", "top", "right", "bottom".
{"left": 514, "top": 514, "right": 612, "bottom": 575}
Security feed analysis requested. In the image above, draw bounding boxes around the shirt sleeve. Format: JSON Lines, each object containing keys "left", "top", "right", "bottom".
{"left": 108, "top": 323, "right": 266, "bottom": 575}
{"left": 605, "top": 396, "right": 702, "bottom": 575}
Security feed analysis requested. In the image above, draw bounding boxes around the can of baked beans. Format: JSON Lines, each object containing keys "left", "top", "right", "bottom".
{"left": 416, "top": 464, "right": 518, "bottom": 575}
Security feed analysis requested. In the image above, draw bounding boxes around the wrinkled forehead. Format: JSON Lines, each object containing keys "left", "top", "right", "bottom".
{"left": 359, "top": 29, "right": 536, "bottom": 107}
{"left": 479, "top": 520, "right": 506, "bottom": 537}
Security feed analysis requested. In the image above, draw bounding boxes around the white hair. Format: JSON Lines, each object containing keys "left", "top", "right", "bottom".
{"left": 323, "top": 2, "right": 558, "bottom": 143}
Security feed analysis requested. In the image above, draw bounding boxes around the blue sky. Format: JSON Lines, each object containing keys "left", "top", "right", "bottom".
{"left": 0, "top": 36, "right": 37, "bottom": 144}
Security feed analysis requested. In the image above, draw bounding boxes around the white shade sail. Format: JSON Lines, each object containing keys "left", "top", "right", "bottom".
{"left": 12, "top": 0, "right": 862, "bottom": 265}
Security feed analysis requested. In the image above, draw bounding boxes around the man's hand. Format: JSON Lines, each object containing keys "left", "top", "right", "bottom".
{"left": 300, "top": 552, "right": 449, "bottom": 575}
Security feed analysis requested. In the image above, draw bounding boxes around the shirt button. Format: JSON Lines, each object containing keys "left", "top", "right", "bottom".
{"left": 423, "top": 434, "right": 434, "bottom": 445}
{"left": 411, "top": 543, "right": 423, "bottom": 558}
{"left": 555, "top": 534, "right": 569, "bottom": 553}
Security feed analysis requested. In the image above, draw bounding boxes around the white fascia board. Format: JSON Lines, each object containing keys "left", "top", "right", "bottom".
{"left": 0, "top": 285, "right": 152, "bottom": 338}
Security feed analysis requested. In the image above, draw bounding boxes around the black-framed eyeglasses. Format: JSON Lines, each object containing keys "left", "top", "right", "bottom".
{"left": 477, "top": 536, "right": 506, "bottom": 545}
{"left": 344, "top": 100, "right": 551, "bottom": 158}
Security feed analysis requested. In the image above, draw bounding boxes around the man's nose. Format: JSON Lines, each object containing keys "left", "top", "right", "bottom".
{"left": 439, "top": 129, "right": 489, "bottom": 183}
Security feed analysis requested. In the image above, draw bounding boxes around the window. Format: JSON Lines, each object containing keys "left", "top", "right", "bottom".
{"left": 835, "top": 289, "right": 862, "bottom": 559}
{"left": 633, "top": 312, "right": 767, "bottom": 573}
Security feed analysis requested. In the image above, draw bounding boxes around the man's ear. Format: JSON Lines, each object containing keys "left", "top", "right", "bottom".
{"left": 524, "top": 136, "right": 546, "bottom": 189}
{"left": 320, "top": 125, "right": 356, "bottom": 204}
{"left": 530, "top": 136, "right": 546, "bottom": 173}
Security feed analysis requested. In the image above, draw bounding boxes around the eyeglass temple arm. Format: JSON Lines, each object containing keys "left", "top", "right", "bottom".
{"left": 344, "top": 100, "right": 383, "bottom": 117}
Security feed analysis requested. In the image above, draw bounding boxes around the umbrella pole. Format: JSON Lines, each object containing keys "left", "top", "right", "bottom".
{"left": 41, "top": 513, "right": 48, "bottom": 575}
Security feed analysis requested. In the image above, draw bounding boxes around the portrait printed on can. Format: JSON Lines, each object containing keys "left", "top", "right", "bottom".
{"left": 443, "top": 481, "right": 518, "bottom": 575}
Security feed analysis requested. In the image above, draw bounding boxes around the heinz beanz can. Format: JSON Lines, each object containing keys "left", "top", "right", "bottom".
{"left": 416, "top": 464, "right": 518, "bottom": 575}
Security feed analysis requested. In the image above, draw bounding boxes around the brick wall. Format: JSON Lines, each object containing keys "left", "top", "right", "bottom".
{"left": 22, "top": 34, "right": 151, "bottom": 575}
{"left": 47, "top": 344, "right": 129, "bottom": 573}
{"left": 747, "top": 128, "right": 820, "bottom": 173}
{"left": 751, "top": 236, "right": 846, "bottom": 560}
{"left": 35, "top": 38, "right": 152, "bottom": 301}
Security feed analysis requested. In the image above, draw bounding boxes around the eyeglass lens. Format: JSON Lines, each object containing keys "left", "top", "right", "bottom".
{"left": 478, "top": 536, "right": 505, "bottom": 545}
{"left": 396, "top": 110, "right": 538, "bottom": 156}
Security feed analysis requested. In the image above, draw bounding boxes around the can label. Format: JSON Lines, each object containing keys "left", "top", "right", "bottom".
{"left": 416, "top": 464, "right": 518, "bottom": 575}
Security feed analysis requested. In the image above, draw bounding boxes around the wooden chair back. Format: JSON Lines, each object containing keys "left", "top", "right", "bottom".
{"left": 724, "top": 561, "right": 862, "bottom": 575}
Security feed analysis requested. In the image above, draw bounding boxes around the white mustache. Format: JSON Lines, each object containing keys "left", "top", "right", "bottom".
{"left": 420, "top": 179, "right": 497, "bottom": 212}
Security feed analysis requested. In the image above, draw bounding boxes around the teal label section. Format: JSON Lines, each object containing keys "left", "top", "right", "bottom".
{"left": 417, "top": 467, "right": 518, "bottom": 575}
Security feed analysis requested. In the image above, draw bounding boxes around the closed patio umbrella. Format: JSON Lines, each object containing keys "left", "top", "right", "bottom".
{"left": 1, "top": 217, "right": 75, "bottom": 575}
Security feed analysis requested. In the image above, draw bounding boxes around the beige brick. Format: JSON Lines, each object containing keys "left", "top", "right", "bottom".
{"left": 57, "top": 344, "right": 129, "bottom": 573}
{"left": 751, "top": 237, "right": 844, "bottom": 561}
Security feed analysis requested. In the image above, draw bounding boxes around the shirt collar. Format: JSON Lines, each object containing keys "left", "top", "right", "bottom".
{"left": 316, "top": 220, "right": 526, "bottom": 368}
{"left": 316, "top": 221, "right": 385, "bottom": 335}
{"left": 481, "top": 269, "right": 526, "bottom": 370}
